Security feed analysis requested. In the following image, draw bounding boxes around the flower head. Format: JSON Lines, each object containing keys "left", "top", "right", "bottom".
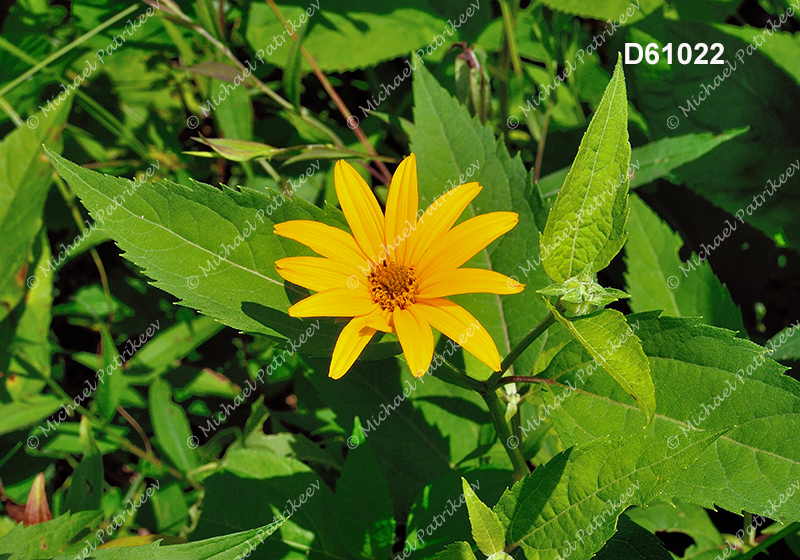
{"left": 274, "top": 154, "right": 524, "bottom": 379}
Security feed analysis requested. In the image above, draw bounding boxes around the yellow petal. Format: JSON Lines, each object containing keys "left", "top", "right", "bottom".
{"left": 276, "top": 257, "right": 363, "bottom": 292}
{"left": 417, "top": 212, "right": 519, "bottom": 276}
{"left": 365, "top": 309, "right": 393, "bottom": 333}
{"left": 393, "top": 306, "right": 434, "bottom": 377}
{"left": 384, "top": 154, "right": 418, "bottom": 264}
{"left": 407, "top": 182, "right": 482, "bottom": 266}
{"left": 417, "top": 268, "right": 524, "bottom": 299}
{"left": 288, "top": 288, "right": 378, "bottom": 318}
{"left": 335, "top": 160, "right": 386, "bottom": 260}
{"left": 275, "top": 220, "right": 370, "bottom": 270}
{"left": 330, "top": 315, "right": 376, "bottom": 379}
{"left": 414, "top": 298, "right": 502, "bottom": 372}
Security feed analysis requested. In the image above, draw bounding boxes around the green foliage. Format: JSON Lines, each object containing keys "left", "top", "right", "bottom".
{"left": 3, "top": 2, "right": 800, "bottom": 559}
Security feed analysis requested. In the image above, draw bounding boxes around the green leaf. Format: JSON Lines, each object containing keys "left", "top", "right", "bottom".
{"left": 764, "top": 322, "right": 800, "bottom": 361}
{"left": 283, "top": 18, "right": 306, "bottom": 108}
{"left": 410, "top": 60, "right": 551, "bottom": 379}
{"left": 64, "top": 417, "right": 104, "bottom": 513}
{"left": 193, "top": 447, "right": 351, "bottom": 560}
{"left": 0, "top": 98, "right": 69, "bottom": 321}
{"left": 540, "top": 312, "right": 800, "bottom": 522}
{"left": 546, "top": 302, "right": 655, "bottom": 424}
{"left": 0, "top": 510, "right": 102, "bottom": 559}
{"left": 493, "top": 428, "right": 723, "bottom": 560}
{"left": 627, "top": 17, "right": 800, "bottom": 252}
{"left": 539, "top": 0, "right": 661, "bottom": 23}
{"left": 625, "top": 501, "right": 724, "bottom": 559}
{"left": 462, "top": 477, "right": 505, "bottom": 556}
{"left": 624, "top": 194, "right": 744, "bottom": 333}
{"left": 191, "top": 137, "right": 282, "bottom": 162}
{"left": 43, "top": 148, "right": 326, "bottom": 340}
{"left": 213, "top": 75, "right": 254, "bottom": 141}
{"left": 51, "top": 520, "right": 300, "bottom": 559}
{"left": 592, "top": 515, "right": 673, "bottom": 560}
{"left": 540, "top": 57, "right": 630, "bottom": 283}
{"left": 335, "top": 433, "right": 395, "bottom": 560}
{"left": 149, "top": 379, "right": 200, "bottom": 474}
{"left": 125, "top": 314, "right": 222, "bottom": 378}
{"left": 245, "top": 2, "right": 484, "bottom": 73}
{"left": 0, "top": 395, "right": 63, "bottom": 438}
{"left": 536, "top": 129, "right": 749, "bottom": 198}
{"left": 93, "top": 324, "right": 123, "bottom": 424}
{"left": 434, "top": 542, "right": 479, "bottom": 560}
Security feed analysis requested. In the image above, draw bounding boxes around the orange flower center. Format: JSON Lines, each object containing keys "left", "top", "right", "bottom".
{"left": 369, "top": 261, "right": 418, "bottom": 311}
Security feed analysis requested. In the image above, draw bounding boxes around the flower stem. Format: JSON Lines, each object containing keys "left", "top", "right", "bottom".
{"left": 482, "top": 389, "right": 529, "bottom": 481}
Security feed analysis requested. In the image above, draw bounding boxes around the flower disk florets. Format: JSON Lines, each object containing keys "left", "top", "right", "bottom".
{"left": 369, "top": 261, "right": 419, "bottom": 311}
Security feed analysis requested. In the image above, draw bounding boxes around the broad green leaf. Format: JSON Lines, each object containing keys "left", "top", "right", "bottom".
{"left": 0, "top": 510, "right": 101, "bottom": 559}
{"left": 245, "top": 2, "right": 487, "bottom": 73}
{"left": 540, "top": 57, "right": 630, "bottom": 283}
{"left": 626, "top": 17, "right": 800, "bottom": 252}
{"left": 64, "top": 417, "right": 103, "bottom": 513}
{"left": 765, "top": 321, "right": 800, "bottom": 361}
{"left": 43, "top": 148, "right": 325, "bottom": 340}
{"left": 592, "top": 515, "right": 672, "bottom": 560}
{"left": 0, "top": 99, "right": 69, "bottom": 321}
{"left": 547, "top": 302, "right": 655, "bottom": 424}
{"left": 410, "top": 62, "right": 551, "bottom": 379}
{"left": 540, "top": 312, "right": 800, "bottom": 522}
{"left": 462, "top": 477, "right": 505, "bottom": 556}
{"left": 93, "top": 325, "right": 123, "bottom": 424}
{"left": 335, "top": 435, "right": 395, "bottom": 560}
{"left": 434, "top": 542, "right": 479, "bottom": 560}
{"left": 149, "top": 379, "right": 200, "bottom": 474}
{"left": 540, "top": 0, "right": 661, "bottom": 23}
{"left": 625, "top": 501, "right": 724, "bottom": 560}
{"left": 624, "top": 194, "right": 745, "bottom": 333}
{"left": 493, "top": 429, "right": 723, "bottom": 560}
{"left": 0, "top": 395, "right": 63, "bottom": 438}
{"left": 536, "top": 129, "right": 749, "bottom": 198}
{"left": 31, "top": 422, "right": 127, "bottom": 458}
{"left": 192, "top": 447, "right": 351, "bottom": 560}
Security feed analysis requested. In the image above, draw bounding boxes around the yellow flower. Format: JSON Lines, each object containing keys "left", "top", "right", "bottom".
{"left": 274, "top": 154, "right": 524, "bottom": 379}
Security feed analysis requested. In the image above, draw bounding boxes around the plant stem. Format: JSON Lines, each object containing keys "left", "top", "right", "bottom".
{"left": 495, "top": 376, "right": 562, "bottom": 388}
{"left": 482, "top": 389, "right": 529, "bottom": 481}
{"left": 263, "top": 0, "right": 393, "bottom": 185}
{"left": 427, "top": 353, "right": 486, "bottom": 393}
{"left": 487, "top": 310, "right": 556, "bottom": 388}
{"left": 730, "top": 521, "right": 800, "bottom": 560}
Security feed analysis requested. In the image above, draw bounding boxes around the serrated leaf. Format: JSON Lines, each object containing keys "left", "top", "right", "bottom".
{"left": 462, "top": 477, "right": 505, "bottom": 556}
{"left": 434, "top": 541, "right": 479, "bottom": 560}
{"left": 765, "top": 321, "right": 800, "bottom": 361}
{"left": 539, "top": 0, "right": 661, "bottom": 23}
{"left": 593, "top": 514, "right": 673, "bottom": 560}
{"left": 0, "top": 98, "right": 70, "bottom": 321}
{"left": 335, "top": 434, "right": 395, "bottom": 560}
{"left": 50, "top": 520, "right": 296, "bottom": 560}
{"left": 43, "top": 148, "right": 327, "bottom": 340}
{"left": 410, "top": 61, "right": 551, "bottom": 379}
{"left": 540, "top": 57, "right": 630, "bottom": 283}
{"left": 546, "top": 302, "right": 655, "bottom": 424}
{"left": 149, "top": 379, "right": 200, "bottom": 474}
{"left": 540, "top": 312, "right": 800, "bottom": 522}
{"left": 624, "top": 194, "right": 745, "bottom": 333}
{"left": 493, "top": 429, "right": 723, "bottom": 560}
{"left": 0, "top": 510, "right": 101, "bottom": 559}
